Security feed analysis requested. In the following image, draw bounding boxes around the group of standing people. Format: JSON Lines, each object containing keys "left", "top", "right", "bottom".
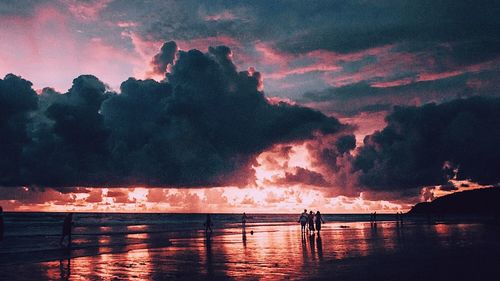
{"left": 298, "top": 209, "right": 324, "bottom": 234}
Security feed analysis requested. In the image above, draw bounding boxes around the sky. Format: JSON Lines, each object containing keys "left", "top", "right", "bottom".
{"left": 1, "top": 0, "right": 499, "bottom": 213}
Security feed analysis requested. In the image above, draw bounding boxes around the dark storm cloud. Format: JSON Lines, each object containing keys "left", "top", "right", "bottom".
{"left": 300, "top": 69, "right": 500, "bottom": 116}
{"left": 3, "top": 0, "right": 499, "bottom": 103}
{"left": 335, "top": 135, "right": 356, "bottom": 155}
{"left": 114, "top": 0, "right": 500, "bottom": 101}
{"left": 275, "top": 167, "right": 330, "bottom": 187}
{"left": 150, "top": 41, "right": 178, "bottom": 75}
{"left": 22, "top": 75, "right": 114, "bottom": 187}
{"left": 276, "top": 1, "right": 500, "bottom": 57}
{"left": 99, "top": 46, "right": 343, "bottom": 187}
{"left": 0, "top": 44, "right": 345, "bottom": 188}
{"left": 352, "top": 96, "right": 500, "bottom": 191}
{"left": 114, "top": 1, "right": 500, "bottom": 64}
{"left": 0, "top": 74, "right": 38, "bottom": 185}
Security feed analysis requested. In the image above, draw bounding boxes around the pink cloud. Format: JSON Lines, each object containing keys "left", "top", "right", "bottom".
{"left": 265, "top": 96, "right": 297, "bottom": 105}
{"left": 254, "top": 42, "right": 294, "bottom": 68}
{"left": 116, "top": 21, "right": 139, "bottom": 28}
{"left": 370, "top": 77, "right": 415, "bottom": 88}
{"left": 415, "top": 59, "right": 499, "bottom": 83}
{"left": 254, "top": 43, "right": 342, "bottom": 80}
{"left": 0, "top": 6, "right": 144, "bottom": 91}
{"left": 329, "top": 46, "right": 500, "bottom": 88}
{"left": 204, "top": 10, "right": 237, "bottom": 21}
{"left": 251, "top": 43, "right": 401, "bottom": 85}
{"left": 324, "top": 50, "right": 422, "bottom": 87}
{"left": 61, "top": 0, "right": 112, "bottom": 21}
{"left": 416, "top": 70, "right": 463, "bottom": 82}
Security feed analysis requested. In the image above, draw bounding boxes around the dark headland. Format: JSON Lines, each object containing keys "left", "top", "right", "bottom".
{"left": 408, "top": 186, "right": 500, "bottom": 216}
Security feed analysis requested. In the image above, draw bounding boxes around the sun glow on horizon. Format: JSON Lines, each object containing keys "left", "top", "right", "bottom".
{"left": 0, "top": 144, "right": 415, "bottom": 213}
{"left": 1, "top": 184, "right": 412, "bottom": 214}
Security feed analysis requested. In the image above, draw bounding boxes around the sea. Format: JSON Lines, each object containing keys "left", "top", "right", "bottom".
{"left": 1, "top": 212, "right": 499, "bottom": 280}
{"left": 0, "top": 212, "right": 399, "bottom": 263}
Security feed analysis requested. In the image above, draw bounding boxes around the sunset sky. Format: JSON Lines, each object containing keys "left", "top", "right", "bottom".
{"left": 1, "top": 0, "right": 499, "bottom": 213}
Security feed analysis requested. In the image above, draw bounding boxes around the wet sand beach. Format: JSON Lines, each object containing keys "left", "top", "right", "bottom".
{"left": 1, "top": 220, "right": 499, "bottom": 281}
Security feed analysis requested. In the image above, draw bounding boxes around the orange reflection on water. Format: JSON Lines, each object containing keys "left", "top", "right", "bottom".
{"left": 44, "top": 258, "right": 71, "bottom": 281}
{"left": 38, "top": 221, "right": 484, "bottom": 281}
{"left": 434, "top": 223, "right": 451, "bottom": 235}
{"left": 123, "top": 249, "right": 153, "bottom": 280}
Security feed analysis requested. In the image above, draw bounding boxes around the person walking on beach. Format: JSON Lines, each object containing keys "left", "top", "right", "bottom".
{"left": 59, "top": 213, "right": 73, "bottom": 248}
{"left": 204, "top": 214, "right": 213, "bottom": 234}
{"left": 315, "top": 211, "right": 325, "bottom": 235}
{"left": 298, "top": 209, "right": 308, "bottom": 232}
{"left": 242, "top": 212, "right": 248, "bottom": 228}
{"left": 308, "top": 211, "right": 315, "bottom": 233}
{"left": 0, "top": 206, "right": 4, "bottom": 241}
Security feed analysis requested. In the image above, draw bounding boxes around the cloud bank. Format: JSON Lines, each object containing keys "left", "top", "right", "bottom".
{"left": 0, "top": 44, "right": 347, "bottom": 188}
{"left": 352, "top": 97, "right": 500, "bottom": 191}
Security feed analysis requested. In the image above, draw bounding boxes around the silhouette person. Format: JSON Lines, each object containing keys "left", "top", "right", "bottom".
{"left": 315, "top": 211, "right": 325, "bottom": 235}
{"left": 242, "top": 212, "right": 248, "bottom": 228}
{"left": 60, "top": 213, "right": 73, "bottom": 249}
{"left": 371, "top": 211, "right": 377, "bottom": 226}
{"left": 298, "top": 209, "right": 308, "bottom": 233}
{"left": 204, "top": 214, "right": 213, "bottom": 235}
{"left": 0, "top": 206, "right": 4, "bottom": 241}
{"left": 308, "top": 211, "right": 315, "bottom": 233}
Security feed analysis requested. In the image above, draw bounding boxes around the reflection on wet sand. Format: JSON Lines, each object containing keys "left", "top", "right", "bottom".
{"left": 3, "top": 221, "right": 499, "bottom": 280}
{"left": 316, "top": 234, "right": 323, "bottom": 261}
{"left": 204, "top": 233, "right": 213, "bottom": 277}
{"left": 59, "top": 258, "right": 70, "bottom": 280}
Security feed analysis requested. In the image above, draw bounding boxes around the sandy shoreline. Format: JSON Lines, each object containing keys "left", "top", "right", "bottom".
{"left": 1, "top": 221, "right": 499, "bottom": 280}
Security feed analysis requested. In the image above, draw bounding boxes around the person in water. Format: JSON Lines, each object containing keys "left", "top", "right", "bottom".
{"left": 204, "top": 214, "right": 213, "bottom": 234}
{"left": 242, "top": 212, "right": 248, "bottom": 228}
{"left": 298, "top": 209, "right": 308, "bottom": 232}
{"left": 59, "top": 213, "right": 73, "bottom": 248}
{"left": 0, "top": 206, "right": 4, "bottom": 241}
{"left": 308, "top": 211, "right": 315, "bottom": 233}
{"left": 315, "top": 211, "right": 325, "bottom": 234}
